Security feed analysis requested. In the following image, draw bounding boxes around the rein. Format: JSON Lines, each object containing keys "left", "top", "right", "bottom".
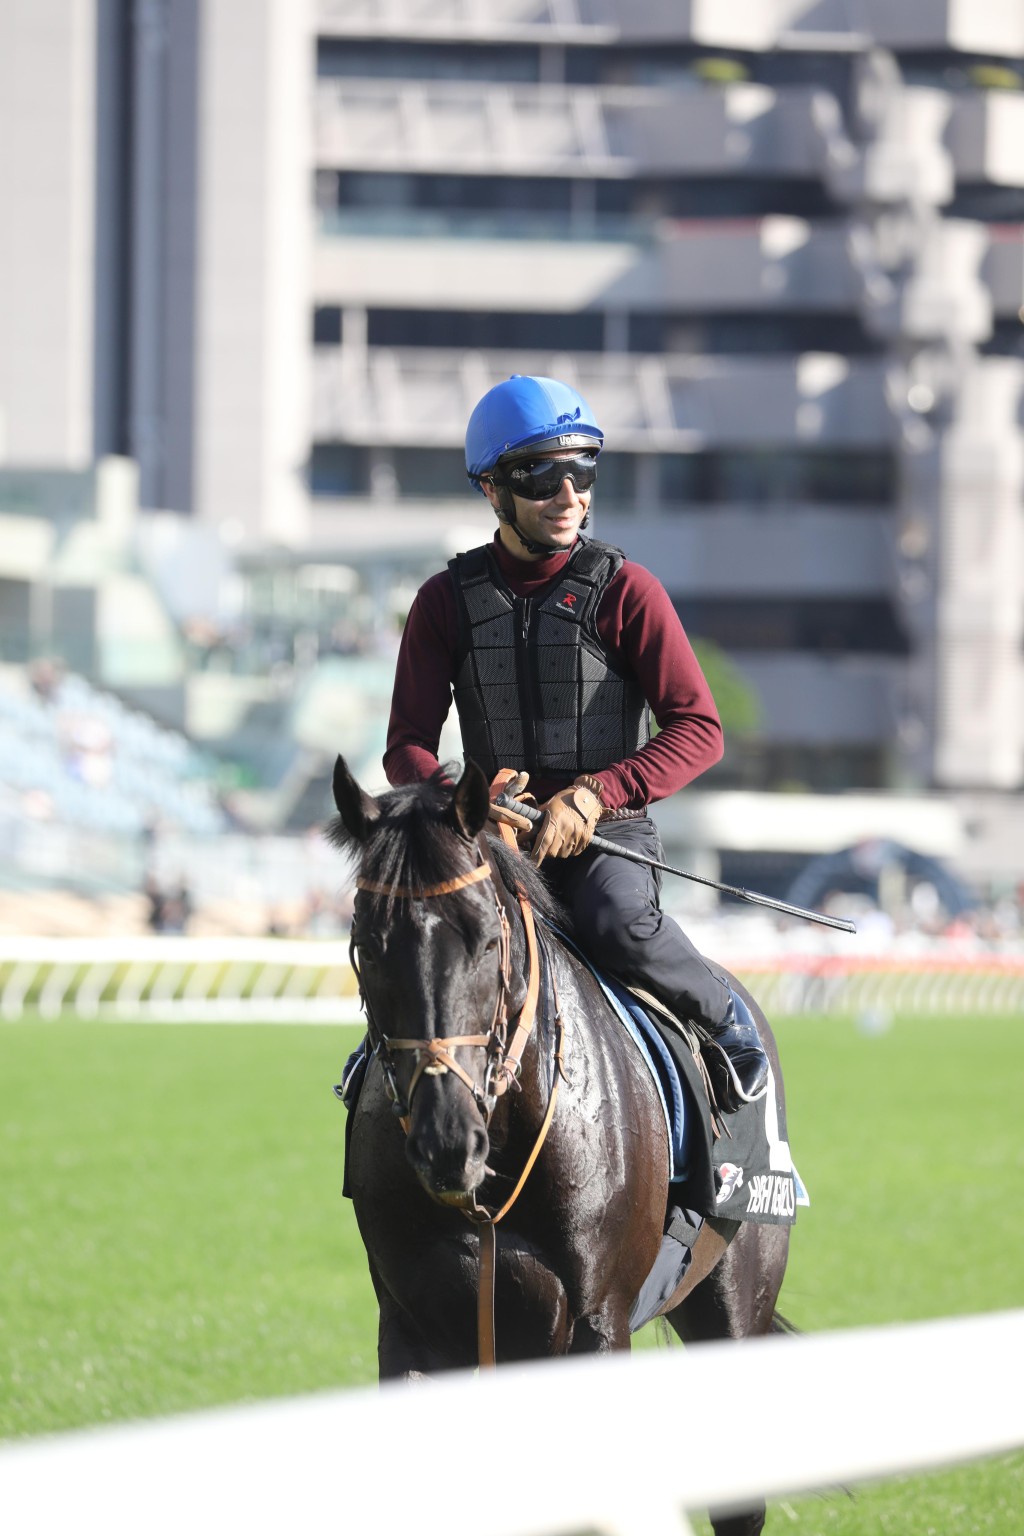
{"left": 351, "top": 814, "right": 562, "bottom": 1369}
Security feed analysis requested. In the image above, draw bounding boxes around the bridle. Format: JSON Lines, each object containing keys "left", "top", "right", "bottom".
{"left": 349, "top": 816, "right": 564, "bottom": 1369}
{"left": 350, "top": 836, "right": 538, "bottom": 1126}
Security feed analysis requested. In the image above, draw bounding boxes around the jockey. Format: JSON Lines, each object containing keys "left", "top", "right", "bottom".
{"left": 380, "top": 374, "right": 769, "bottom": 1108}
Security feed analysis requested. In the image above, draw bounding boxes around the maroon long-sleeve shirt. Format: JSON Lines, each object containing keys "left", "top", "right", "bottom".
{"left": 384, "top": 533, "right": 723, "bottom": 809}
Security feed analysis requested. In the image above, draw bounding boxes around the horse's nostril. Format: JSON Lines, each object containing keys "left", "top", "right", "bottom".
{"left": 468, "top": 1126, "right": 489, "bottom": 1167}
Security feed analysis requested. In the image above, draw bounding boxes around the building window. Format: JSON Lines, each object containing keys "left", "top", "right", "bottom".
{"left": 332, "top": 172, "right": 575, "bottom": 215}
{"left": 657, "top": 454, "right": 705, "bottom": 503}
{"left": 592, "top": 453, "right": 637, "bottom": 508}
{"left": 948, "top": 186, "right": 1024, "bottom": 222}
{"left": 656, "top": 451, "right": 895, "bottom": 506}
{"left": 711, "top": 450, "right": 895, "bottom": 505}
{"left": 983, "top": 319, "right": 1024, "bottom": 359}
{"left": 391, "top": 448, "right": 472, "bottom": 498}
{"left": 364, "top": 308, "right": 604, "bottom": 351}
{"left": 322, "top": 171, "right": 844, "bottom": 230}
{"left": 317, "top": 40, "right": 540, "bottom": 83}
{"left": 708, "top": 744, "right": 891, "bottom": 794}
{"left": 313, "top": 307, "right": 342, "bottom": 345}
{"left": 674, "top": 597, "right": 910, "bottom": 655}
{"left": 630, "top": 312, "right": 879, "bottom": 356}
{"left": 309, "top": 445, "right": 370, "bottom": 497}
{"left": 594, "top": 176, "right": 839, "bottom": 220}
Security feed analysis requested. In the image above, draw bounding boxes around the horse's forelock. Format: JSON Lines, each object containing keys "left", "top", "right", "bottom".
{"left": 344, "top": 772, "right": 493, "bottom": 930}
{"left": 324, "top": 814, "right": 355, "bottom": 855}
{"left": 329, "top": 770, "right": 569, "bottom": 935}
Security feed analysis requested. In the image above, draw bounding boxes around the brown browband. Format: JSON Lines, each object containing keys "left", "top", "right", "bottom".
{"left": 356, "top": 865, "right": 492, "bottom": 899}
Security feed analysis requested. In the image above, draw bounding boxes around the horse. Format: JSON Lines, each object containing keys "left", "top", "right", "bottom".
{"left": 330, "top": 756, "right": 792, "bottom": 1536}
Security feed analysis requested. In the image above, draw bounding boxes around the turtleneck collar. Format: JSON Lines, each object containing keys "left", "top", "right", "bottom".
{"left": 491, "top": 531, "right": 576, "bottom": 594}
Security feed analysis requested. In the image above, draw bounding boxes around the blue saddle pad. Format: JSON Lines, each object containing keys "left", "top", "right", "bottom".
{"left": 598, "top": 972, "right": 691, "bottom": 1183}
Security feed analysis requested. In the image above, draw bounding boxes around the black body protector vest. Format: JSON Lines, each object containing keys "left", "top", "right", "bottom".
{"left": 448, "top": 537, "right": 650, "bottom": 782}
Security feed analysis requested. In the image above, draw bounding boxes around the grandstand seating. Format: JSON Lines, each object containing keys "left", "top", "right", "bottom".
{"left": 0, "top": 666, "right": 225, "bottom": 841}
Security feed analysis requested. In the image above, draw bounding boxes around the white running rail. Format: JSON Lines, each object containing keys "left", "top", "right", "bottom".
{"left": 0, "top": 1310, "right": 1021, "bottom": 1536}
{"left": 0, "top": 937, "right": 363, "bottom": 1024}
{"left": 2, "top": 938, "right": 1023, "bottom": 1022}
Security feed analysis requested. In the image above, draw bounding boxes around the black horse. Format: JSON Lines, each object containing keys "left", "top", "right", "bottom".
{"left": 330, "top": 757, "right": 791, "bottom": 1536}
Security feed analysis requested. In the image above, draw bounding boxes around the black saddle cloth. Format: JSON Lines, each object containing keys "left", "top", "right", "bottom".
{"left": 642, "top": 1002, "right": 799, "bottom": 1227}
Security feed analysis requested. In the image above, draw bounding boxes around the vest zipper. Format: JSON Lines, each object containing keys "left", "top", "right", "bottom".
{"left": 514, "top": 596, "right": 539, "bottom": 770}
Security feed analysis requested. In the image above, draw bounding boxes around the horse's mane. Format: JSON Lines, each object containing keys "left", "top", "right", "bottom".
{"left": 326, "top": 768, "right": 571, "bottom": 936}
{"left": 487, "top": 830, "right": 569, "bottom": 933}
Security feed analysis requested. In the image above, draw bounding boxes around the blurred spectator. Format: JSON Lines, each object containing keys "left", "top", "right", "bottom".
{"left": 28, "top": 658, "right": 65, "bottom": 701}
{"left": 266, "top": 907, "right": 291, "bottom": 938}
{"left": 300, "top": 889, "right": 344, "bottom": 937}
{"left": 143, "top": 873, "right": 166, "bottom": 934}
{"left": 143, "top": 874, "right": 192, "bottom": 934}
{"left": 161, "top": 881, "right": 192, "bottom": 934}
{"left": 58, "top": 712, "right": 114, "bottom": 788}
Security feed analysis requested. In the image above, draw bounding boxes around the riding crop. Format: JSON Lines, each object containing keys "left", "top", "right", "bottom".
{"left": 494, "top": 790, "right": 857, "bottom": 934}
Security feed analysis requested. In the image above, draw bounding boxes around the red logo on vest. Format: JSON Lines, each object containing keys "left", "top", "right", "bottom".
{"left": 556, "top": 591, "right": 578, "bottom": 612}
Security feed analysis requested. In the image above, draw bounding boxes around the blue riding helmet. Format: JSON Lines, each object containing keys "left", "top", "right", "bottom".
{"left": 465, "top": 376, "right": 603, "bottom": 489}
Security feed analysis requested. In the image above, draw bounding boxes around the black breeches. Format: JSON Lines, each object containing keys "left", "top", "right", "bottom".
{"left": 541, "top": 816, "right": 731, "bottom": 1030}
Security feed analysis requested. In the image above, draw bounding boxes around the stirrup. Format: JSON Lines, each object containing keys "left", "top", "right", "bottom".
{"left": 703, "top": 992, "right": 769, "bottom": 1114}
{"left": 334, "top": 1039, "right": 369, "bottom": 1109}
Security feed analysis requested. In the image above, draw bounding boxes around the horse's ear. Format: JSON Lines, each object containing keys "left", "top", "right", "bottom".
{"left": 452, "top": 759, "right": 490, "bottom": 840}
{"left": 329, "top": 755, "right": 380, "bottom": 847}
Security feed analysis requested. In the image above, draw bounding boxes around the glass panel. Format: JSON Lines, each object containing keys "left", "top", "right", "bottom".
{"left": 313, "top": 307, "right": 342, "bottom": 345}
{"left": 366, "top": 308, "right": 603, "bottom": 351}
{"left": 674, "top": 598, "right": 909, "bottom": 655}
{"left": 309, "top": 445, "right": 370, "bottom": 497}
{"left": 658, "top": 454, "right": 705, "bottom": 502}
{"left": 317, "top": 40, "right": 539, "bottom": 83}
{"left": 702, "top": 452, "right": 895, "bottom": 505}
{"left": 392, "top": 448, "right": 473, "bottom": 498}
{"left": 592, "top": 452, "right": 635, "bottom": 508}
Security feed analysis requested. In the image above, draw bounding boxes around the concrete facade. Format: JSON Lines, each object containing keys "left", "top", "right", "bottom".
{"left": 1, "top": 0, "right": 1023, "bottom": 791}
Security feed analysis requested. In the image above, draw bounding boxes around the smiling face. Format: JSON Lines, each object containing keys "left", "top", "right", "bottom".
{"left": 481, "top": 448, "right": 594, "bottom": 560}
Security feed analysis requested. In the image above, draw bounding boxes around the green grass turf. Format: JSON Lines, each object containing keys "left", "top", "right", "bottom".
{"left": 2, "top": 1013, "right": 1023, "bottom": 1533}
{"left": 0, "top": 1020, "right": 377, "bottom": 1434}
{"left": 682, "top": 1013, "right": 1024, "bottom": 1534}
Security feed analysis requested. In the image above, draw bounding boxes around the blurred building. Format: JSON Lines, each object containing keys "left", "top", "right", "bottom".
{"left": 2, "top": 0, "right": 1024, "bottom": 803}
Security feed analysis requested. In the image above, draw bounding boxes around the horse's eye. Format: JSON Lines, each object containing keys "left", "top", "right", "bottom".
{"left": 483, "top": 937, "right": 499, "bottom": 955}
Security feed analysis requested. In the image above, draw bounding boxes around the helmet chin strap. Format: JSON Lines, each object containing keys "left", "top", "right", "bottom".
{"left": 495, "top": 483, "right": 589, "bottom": 556}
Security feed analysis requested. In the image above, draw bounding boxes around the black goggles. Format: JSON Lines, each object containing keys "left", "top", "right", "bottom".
{"left": 499, "top": 453, "right": 598, "bottom": 501}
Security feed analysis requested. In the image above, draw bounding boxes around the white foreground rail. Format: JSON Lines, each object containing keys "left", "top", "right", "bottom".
{"left": 0, "top": 1310, "right": 1021, "bottom": 1536}
{"left": 2, "top": 938, "right": 1024, "bottom": 1022}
